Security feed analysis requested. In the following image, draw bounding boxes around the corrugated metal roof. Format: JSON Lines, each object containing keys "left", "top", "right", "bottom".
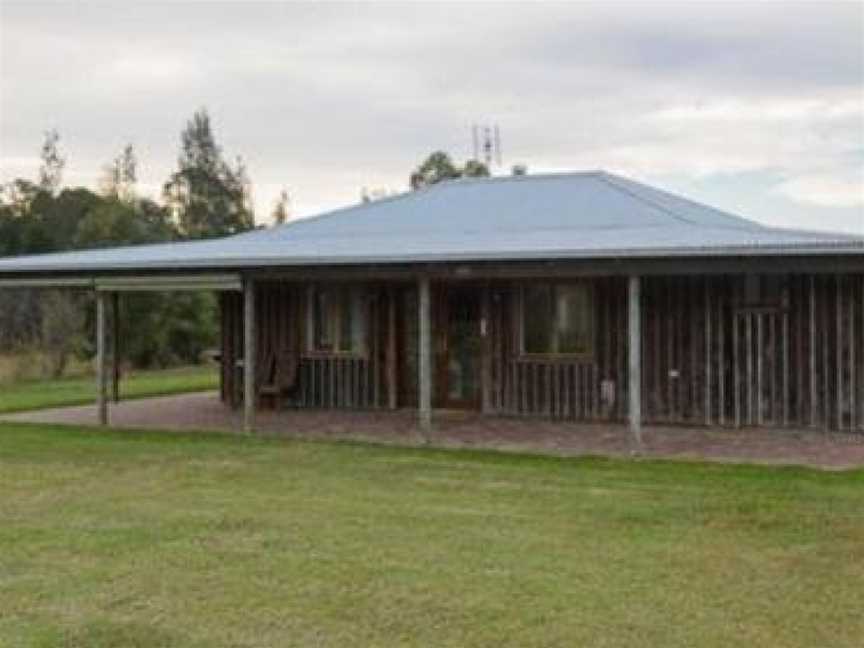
{"left": 0, "top": 171, "right": 861, "bottom": 275}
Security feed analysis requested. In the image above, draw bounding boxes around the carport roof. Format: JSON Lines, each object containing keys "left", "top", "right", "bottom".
{"left": 0, "top": 170, "right": 862, "bottom": 276}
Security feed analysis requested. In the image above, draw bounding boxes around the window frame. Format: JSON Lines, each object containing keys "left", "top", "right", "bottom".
{"left": 737, "top": 275, "right": 789, "bottom": 313}
{"left": 517, "top": 281, "right": 596, "bottom": 361}
{"left": 305, "top": 284, "right": 369, "bottom": 358}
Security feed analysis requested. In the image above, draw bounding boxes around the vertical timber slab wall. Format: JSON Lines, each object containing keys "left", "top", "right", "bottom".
{"left": 643, "top": 276, "right": 714, "bottom": 426}
{"left": 643, "top": 274, "right": 864, "bottom": 432}
{"left": 219, "top": 281, "right": 390, "bottom": 410}
{"left": 295, "top": 286, "right": 386, "bottom": 409}
{"left": 491, "top": 277, "right": 630, "bottom": 422}
{"left": 218, "top": 274, "right": 864, "bottom": 432}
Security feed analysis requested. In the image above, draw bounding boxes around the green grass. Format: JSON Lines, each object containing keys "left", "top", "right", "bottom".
{"left": 0, "top": 366, "right": 218, "bottom": 414}
{"left": 0, "top": 424, "right": 862, "bottom": 647}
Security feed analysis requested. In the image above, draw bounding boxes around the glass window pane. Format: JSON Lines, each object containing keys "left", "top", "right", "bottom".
{"left": 338, "top": 288, "right": 353, "bottom": 352}
{"left": 350, "top": 289, "right": 366, "bottom": 353}
{"left": 332, "top": 288, "right": 366, "bottom": 353}
{"left": 523, "top": 285, "right": 553, "bottom": 354}
{"left": 314, "top": 288, "right": 334, "bottom": 351}
{"left": 556, "top": 285, "right": 592, "bottom": 354}
{"left": 314, "top": 285, "right": 367, "bottom": 354}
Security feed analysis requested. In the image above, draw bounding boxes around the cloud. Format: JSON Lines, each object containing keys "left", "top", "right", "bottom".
{"left": 0, "top": 1, "right": 861, "bottom": 232}
{"left": 109, "top": 55, "right": 201, "bottom": 86}
{"left": 649, "top": 97, "right": 863, "bottom": 124}
{"left": 774, "top": 168, "right": 864, "bottom": 208}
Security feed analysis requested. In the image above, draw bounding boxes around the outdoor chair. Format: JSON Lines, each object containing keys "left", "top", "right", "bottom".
{"left": 258, "top": 349, "right": 300, "bottom": 409}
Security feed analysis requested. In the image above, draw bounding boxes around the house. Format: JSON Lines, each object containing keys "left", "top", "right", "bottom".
{"left": 1, "top": 171, "right": 862, "bottom": 439}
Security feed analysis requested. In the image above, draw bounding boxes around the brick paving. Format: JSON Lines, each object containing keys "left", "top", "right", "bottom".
{"left": 3, "top": 392, "right": 864, "bottom": 469}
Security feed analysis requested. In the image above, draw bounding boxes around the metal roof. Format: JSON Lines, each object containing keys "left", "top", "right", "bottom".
{"left": 0, "top": 171, "right": 861, "bottom": 275}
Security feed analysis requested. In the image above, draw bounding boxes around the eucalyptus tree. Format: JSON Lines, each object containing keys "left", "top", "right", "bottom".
{"left": 163, "top": 109, "right": 255, "bottom": 239}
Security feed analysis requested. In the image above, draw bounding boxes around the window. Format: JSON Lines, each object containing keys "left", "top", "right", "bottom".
{"left": 309, "top": 286, "right": 367, "bottom": 354}
{"left": 740, "top": 275, "right": 787, "bottom": 311}
{"left": 521, "top": 283, "right": 594, "bottom": 356}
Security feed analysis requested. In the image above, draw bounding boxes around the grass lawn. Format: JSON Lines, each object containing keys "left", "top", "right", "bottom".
{"left": 0, "top": 366, "right": 218, "bottom": 414}
{"left": 0, "top": 425, "right": 862, "bottom": 647}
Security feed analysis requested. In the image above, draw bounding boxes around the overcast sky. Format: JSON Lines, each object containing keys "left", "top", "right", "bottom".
{"left": 1, "top": 1, "right": 862, "bottom": 232}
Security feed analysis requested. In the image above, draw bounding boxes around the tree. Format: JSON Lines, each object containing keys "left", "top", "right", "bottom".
{"left": 41, "top": 289, "right": 85, "bottom": 378}
{"left": 272, "top": 189, "right": 291, "bottom": 225}
{"left": 229, "top": 155, "right": 255, "bottom": 221}
{"left": 409, "top": 151, "right": 490, "bottom": 190}
{"left": 38, "top": 129, "right": 65, "bottom": 194}
{"left": 409, "top": 151, "right": 460, "bottom": 190}
{"left": 0, "top": 179, "right": 42, "bottom": 219}
{"left": 163, "top": 109, "right": 255, "bottom": 239}
{"left": 0, "top": 126, "right": 225, "bottom": 378}
{"left": 462, "top": 159, "right": 490, "bottom": 179}
{"left": 101, "top": 143, "right": 137, "bottom": 201}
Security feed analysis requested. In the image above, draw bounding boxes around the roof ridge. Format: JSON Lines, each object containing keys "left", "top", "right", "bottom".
{"left": 595, "top": 172, "right": 701, "bottom": 226}
{"left": 257, "top": 170, "right": 607, "bottom": 236}
{"left": 598, "top": 172, "right": 763, "bottom": 231}
{"left": 439, "top": 169, "right": 605, "bottom": 187}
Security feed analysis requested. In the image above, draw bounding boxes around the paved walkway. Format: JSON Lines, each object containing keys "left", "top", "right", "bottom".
{"left": 3, "top": 392, "right": 864, "bottom": 469}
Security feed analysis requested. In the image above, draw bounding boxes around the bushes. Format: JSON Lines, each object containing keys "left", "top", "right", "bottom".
{"left": 0, "top": 349, "right": 91, "bottom": 385}
{"left": 1, "top": 187, "right": 220, "bottom": 378}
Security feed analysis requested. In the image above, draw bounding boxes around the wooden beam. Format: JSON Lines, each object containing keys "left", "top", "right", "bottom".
{"left": 112, "top": 292, "right": 121, "bottom": 403}
{"left": 850, "top": 283, "right": 857, "bottom": 430}
{"left": 0, "top": 277, "right": 93, "bottom": 289}
{"left": 386, "top": 288, "right": 398, "bottom": 409}
{"left": 305, "top": 285, "right": 315, "bottom": 354}
{"left": 481, "top": 285, "right": 492, "bottom": 414}
{"left": 809, "top": 276, "right": 817, "bottom": 427}
{"left": 4, "top": 256, "right": 864, "bottom": 294}
{"left": 95, "top": 274, "right": 242, "bottom": 292}
{"left": 718, "top": 283, "right": 725, "bottom": 426}
{"left": 856, "top": 275, "right": 864, "bottom": 430}
{"left": 822, "top": 276, "right": 830, "bottom": 430}
{"left": 96, "top": 291, "right": 109, "bottom": 426}
{"left": 628, "top": 275, "right": 643, "bottom": 449}
{"left": 248, "top": 255, "right": 864, "bottom": 284}
{"left": 836, "top": 275, "right": 844, "bottom": 431}
{"left": 782, "top": 300, "right": 789, "bottom": 427}
{"left": 756, "top": 314, "right": 762, "bottom": 426}
{"left": 418, "top": 277, "right": 432, "bottom": 434}
{"left": 243, "top": 277, "right": 256, "bottom": 434}
{"left": 704, "top": 278, "right": 712, "bottom": 425}
{"left": 734, "top": 300, "right": 741, "bottom": 428}
{"left": 372, "top": 294, "right": 381, "bottom": 409}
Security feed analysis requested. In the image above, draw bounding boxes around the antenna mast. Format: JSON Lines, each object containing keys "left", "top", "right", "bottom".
{"left": 472, "top": 124, "right": 480, "bottom": 161}
{"left": 470, "top": 122, "right": 503, "bottom": 170}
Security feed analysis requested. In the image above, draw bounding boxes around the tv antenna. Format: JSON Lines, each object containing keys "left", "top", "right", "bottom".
{"left": 471, "top": 123, "right": 502, "bottom": 168}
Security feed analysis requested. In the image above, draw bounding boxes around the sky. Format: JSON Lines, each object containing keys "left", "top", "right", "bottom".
{"left": 1, "top": 1, "right": 862, "bottom": 233}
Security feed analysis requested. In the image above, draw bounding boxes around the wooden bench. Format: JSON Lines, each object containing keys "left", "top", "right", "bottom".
{"left": 258, "top": 350, "right": 300, "bottom": 409}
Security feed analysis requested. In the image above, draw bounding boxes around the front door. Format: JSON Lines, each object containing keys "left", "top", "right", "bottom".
{"left": 437, "top": 286, "right": 482, "bottom": 409}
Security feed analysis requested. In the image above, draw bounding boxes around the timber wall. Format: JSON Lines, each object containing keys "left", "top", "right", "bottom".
{"left": 220, "top": 274, "right": 864, "bottom": 432}
{"left": 489, "top": 277, "right": 630, "bottom": 421}
{"left": 221, "top": 282, "right": 390, "bottom": 409}
{"left": 643, "top": 274, "right": 864, "bottom": 432}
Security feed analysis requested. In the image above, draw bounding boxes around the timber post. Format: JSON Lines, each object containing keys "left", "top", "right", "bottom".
{"left": 112, "top": 292, "right": 121, "bottom": 403}
{"left": 243, "top": 276, "right": 256, "bottom": 434}
{"left": 96, "top": 290, "right": 109, "bottom": 426}
{"left": 628, "top": 275, "right": 643, "bottom": 451}
{"left": 387, "top": 287, "right": 398, "bottom": 410}
{"left": 480, "top": 284, "right": 492, "bottom": 414}
{"left": 418, "top": 277, "right": 432, "bottom": 435}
